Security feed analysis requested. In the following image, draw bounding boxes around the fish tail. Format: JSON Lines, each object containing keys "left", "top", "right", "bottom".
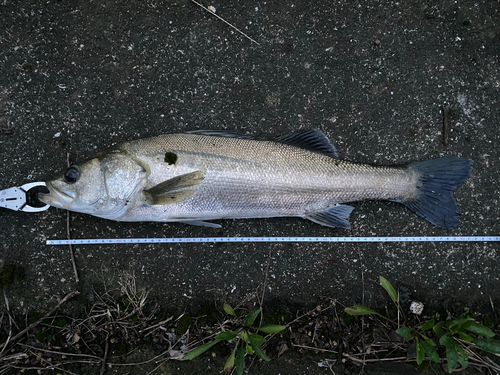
{"left": 399, "top": 157, "right": 472, "bottom": 229}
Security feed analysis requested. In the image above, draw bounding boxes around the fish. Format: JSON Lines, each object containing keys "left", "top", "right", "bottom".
{"left": 39, "top": 129, "right": 472, "bottom": 229}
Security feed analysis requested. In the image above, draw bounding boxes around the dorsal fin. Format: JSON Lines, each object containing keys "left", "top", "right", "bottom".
{"left": 276, "top": 129, "right": 338, "bottom": 158}
{"left": 185, "top": 130, "right": 253, "bottom": 139}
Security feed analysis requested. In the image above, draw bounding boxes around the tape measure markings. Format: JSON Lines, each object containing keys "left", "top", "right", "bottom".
{"left": 46, "top": 236, "right": 500, "bottom": 245}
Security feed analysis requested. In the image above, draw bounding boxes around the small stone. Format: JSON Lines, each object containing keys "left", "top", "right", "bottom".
{"left": 410, "top": 301, "right": 424, "bottom": 315}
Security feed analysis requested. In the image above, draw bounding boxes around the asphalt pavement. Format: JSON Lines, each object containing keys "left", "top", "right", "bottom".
{"left": 1, "top": 0, "right": 499, "bottom": 339}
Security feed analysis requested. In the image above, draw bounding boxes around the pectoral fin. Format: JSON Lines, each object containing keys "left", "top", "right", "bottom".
{"left": 304, "top": 204, "right": 354, "bottom": 229}
{"left": 145, "top": 170, "right": 205, "bottom": 205}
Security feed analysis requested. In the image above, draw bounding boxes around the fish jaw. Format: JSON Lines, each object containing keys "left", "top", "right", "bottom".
{"left": 39, "top": 181, "right": 75, "bottom": 209}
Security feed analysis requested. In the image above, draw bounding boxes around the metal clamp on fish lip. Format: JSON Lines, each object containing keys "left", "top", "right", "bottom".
{"left": 0, "top": 182, "right": 50, "bottom": 212}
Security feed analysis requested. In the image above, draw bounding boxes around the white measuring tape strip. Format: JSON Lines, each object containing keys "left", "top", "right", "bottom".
{"left": 46, "top": 236, "right": 500, "bottom": 245}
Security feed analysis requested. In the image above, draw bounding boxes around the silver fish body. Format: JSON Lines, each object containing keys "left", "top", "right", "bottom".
{"left": 40, "top": 130, "right": 472, "bottom": 229}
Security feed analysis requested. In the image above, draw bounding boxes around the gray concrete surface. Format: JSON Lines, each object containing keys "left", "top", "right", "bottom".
{"left": 1, "top": 0, "right": 499, "bottom": 326}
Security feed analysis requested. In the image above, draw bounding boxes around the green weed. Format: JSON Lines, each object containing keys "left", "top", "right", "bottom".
{"left": 184, "top": 303, "right": 285, "bottom": 375}
{"left": 345, "top": 276, "right": 500, "bottom": 373}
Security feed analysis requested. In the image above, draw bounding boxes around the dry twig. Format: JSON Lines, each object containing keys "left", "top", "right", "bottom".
{"left": 191, "top": 0, "right": 260, "bottom": 45}
{"left": 0, "top": 291, "right": 80, "bottom": 350}
{"left": 292, "top": 344, "right": 338, "bottom": 354}
{"left": 258, "top": 247, "right": 273, "bottom": 327}
{"left": 442, "top": 104, "right": 450, "bottom": 145}
{"left": 343, "top": 352, "right": 408, "bottom": 364}
{"left": 66, "top": 152, "right": 79, "bottom": 282}
{"left": 99, "top": 335, "right": 109, "bottom": 375}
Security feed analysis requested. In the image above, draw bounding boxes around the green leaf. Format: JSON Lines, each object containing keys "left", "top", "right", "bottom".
{"left": 439, "top": 333, "right": 455, "bottom": 348}
{"left": 421, "top": 334, "right": 437, "bottom": 347}
{"left": 248, "top": 333, "right": 266, "bottom": 345}
{"left": 253, "top": 343, "right": 270, "bottom": 361}
{"left": 224, "top": 303, "right": 237, "bottom": 317}
{"left": 449, "top": 317, "right": 473, "bottom": 334}
{"left": 249, "top": 333, "right": 271, "bottom": 361}
{"left": 241, "top": 330, "right": 249, "bottom": 343}
{"left": 379, "top": 276, "right": 398, "bottom": 303}
{"left": 457, "top": 331, "right": 474, "bottom": 342}
{"left": 456, "top": 344, "right": 469, "bottom": 369}
{"left": 420, "top": 340, "right": 440, "bottom": 363}
{"left": 440, "top": 334, "right": 458, "bottom": 373}
{"left": 416, "top": 341, "right": 425, "bottom": 365}
{"left": 255, "top": 324, "right": 286, "bottom": 334}
{"left": 396, "top": 327, "right": 413, "bottom": 341}
{"left": 244, "top": 308, "right": 262, "bottom": 327}
{"left": 418, "top": 319, "right": 435, "bottom": 331}
{"left": 246, "top": 344, "right": 254, "bottom": 355}
{"left": 433, "top": 321, "right": 445, "bottom": 338}
{"left": 215, "top": 331, "right": 238, "bottom": 341}
{"left": 448, "top": 316, "right": 466, "bottom": 329}
{"left": 466, "top": 322, "right": 495, "bottom": 338}
{"left": 458, "top": 319, "right": 474, "bottom": 332}
{"left": 474, "top": 338, "right": 500, "bottom": 354}
{"left": 224, "top": 346, "right": 237, "bottom": 372}
{"left": 236, "top": 345, "right": 245, "bottom": 375}
{"left": 446, "top": 347, "right": 459, "bottom": 373}
{"left": 344, "top": 305, "right": 380, "bottom": 316}
{"left": 184, "top": 340, "right": 221, "bottom": 360}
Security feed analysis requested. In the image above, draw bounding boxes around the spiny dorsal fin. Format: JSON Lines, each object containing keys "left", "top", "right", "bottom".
{"left": 185, "top": 130, "right": 253, "bottom": 139}
{"left": 145, "top": 170, "right": 205, "bottom": 205}
{"left": 304, "top": 204, "right": 354, "bottom": 228}
{"left": 276, "top": 129, "right": 338, "bottom": 158}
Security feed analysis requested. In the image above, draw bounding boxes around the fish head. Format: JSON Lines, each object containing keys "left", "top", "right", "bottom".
{"left": 40, "top": 153, "right": 148, "bottom": 219}
{"left": 40, "top": 158, "right": 108, "bottom": 214}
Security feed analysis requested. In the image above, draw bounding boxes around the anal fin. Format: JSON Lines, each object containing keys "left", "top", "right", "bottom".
{"left": 173, "top": 219, "right": 222, "bottom": 228}
{"left": 146, "top": 170, "right": 205, "bottom": 205}
{"left": 304, "top": 204, "right": 354, "bottom": 229}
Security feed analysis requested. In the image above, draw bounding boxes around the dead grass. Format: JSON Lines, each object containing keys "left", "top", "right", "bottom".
{"left": 0, "top": 272, "right": 499, "bottom": 374}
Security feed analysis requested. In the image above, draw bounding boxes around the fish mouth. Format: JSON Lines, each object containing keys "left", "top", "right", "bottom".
{"left": 39, "top": 181, "right": 75, "bottom": 209}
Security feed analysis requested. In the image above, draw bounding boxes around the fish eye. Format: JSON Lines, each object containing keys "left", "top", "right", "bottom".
{"left": 64, "top": 165, "right": 81, "bottom": 184}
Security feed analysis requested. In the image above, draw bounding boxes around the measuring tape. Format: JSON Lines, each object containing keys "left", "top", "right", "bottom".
{"left": 46, "top": 236, "right": 500, "bottom": 245}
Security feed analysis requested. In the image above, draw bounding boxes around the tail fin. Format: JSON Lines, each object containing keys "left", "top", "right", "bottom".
{"left": 400, "top": 157, "right": 472, "bottom": 229}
